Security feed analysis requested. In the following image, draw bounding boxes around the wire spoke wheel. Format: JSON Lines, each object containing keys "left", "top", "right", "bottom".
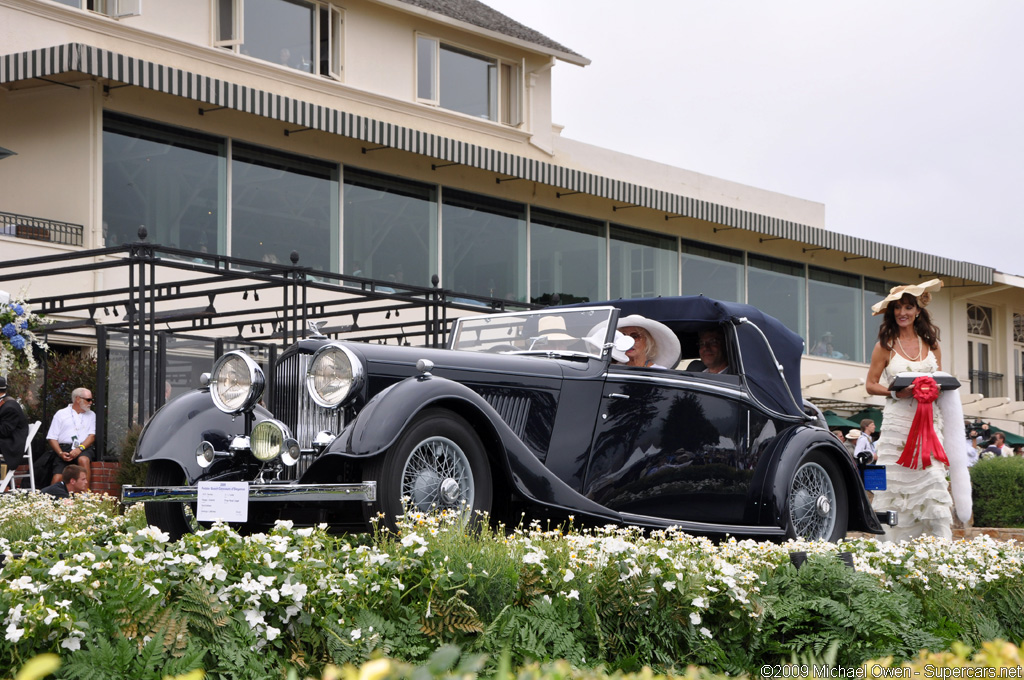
{"left": 366, "top": 408, "right": 492, "bottom": 531}
{"left": 401, "top": 435, "right": 475, "bottom": 512}
{"left": 787, "top": 455, "right": 846, "bottom": 541}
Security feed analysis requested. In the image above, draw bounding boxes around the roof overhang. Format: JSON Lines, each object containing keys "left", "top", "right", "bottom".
{"left": 367, "top": 0, "right": 591, "bottom": 67}
{"left": 0, "top": 43, "right": 992, "bottom": 285}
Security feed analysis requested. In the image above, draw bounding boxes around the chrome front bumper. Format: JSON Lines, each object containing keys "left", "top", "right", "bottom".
{"left": 121, "top": 482, "right": 376, "bottom": 504}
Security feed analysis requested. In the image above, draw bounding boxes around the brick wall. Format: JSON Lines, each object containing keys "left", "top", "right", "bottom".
{"left": 90, "top": 461, "right": 122, "bottom": 497}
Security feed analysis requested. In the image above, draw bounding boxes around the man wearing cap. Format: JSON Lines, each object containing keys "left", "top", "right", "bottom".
{"left": 0, "top": 375, "right": 30, "bottom": 485}
{"left": 44, "top": 387, "right": 96, "bottom": 486}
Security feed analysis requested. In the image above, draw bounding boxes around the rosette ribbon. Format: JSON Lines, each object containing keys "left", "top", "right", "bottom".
{"left": 896, "top": 375, "right": 949, "bottom": 470}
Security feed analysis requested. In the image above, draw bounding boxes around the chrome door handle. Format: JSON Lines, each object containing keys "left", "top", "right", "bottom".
{"left": 608, "top": 393, "right": 630, "bottom": 400}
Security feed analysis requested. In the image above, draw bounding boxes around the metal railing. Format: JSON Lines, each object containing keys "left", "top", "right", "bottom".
{"left": 0, "top": 211, "right": 84, "bottom": 246}
{"left": 970, "top": 370, "right": 1004, "bottom": 398}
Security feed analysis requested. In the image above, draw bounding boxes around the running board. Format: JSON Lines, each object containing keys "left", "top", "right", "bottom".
{"left": 616, "top": 512, "right": 787, "bottom": 538}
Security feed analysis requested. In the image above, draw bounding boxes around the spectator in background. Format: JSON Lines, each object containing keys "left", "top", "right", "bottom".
{"left": 43, "top": 387, "right": 96, "bottom": 487}
{"left": 844, "top": 428, "right": 861, "bottom": 458}
{"left": 0, "top": 375, "right": 29, "bottom": 484}
{"left": 992, "top": 432, "right": 1013, "bottom": 457}
{"left": 831, "top": 429, "right": 846, "bottom": 445}
{"left": 854, "top": 419, "right": 878, "bottom": 464}
{"left": 40, "top": 464, "right": 88, "bottom": 498}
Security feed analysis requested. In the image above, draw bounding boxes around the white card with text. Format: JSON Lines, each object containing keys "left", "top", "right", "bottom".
{"left": 197, "top": 481, "right": 249, "bottom": 522}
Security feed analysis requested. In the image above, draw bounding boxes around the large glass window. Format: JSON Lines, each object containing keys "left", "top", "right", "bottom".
{"left": 442, "top": 189, "right": 526, "bottom": 302}
{"left": 217, "top": 0, "right": 342, "bottom": 78}
{"left": 610, "top": 225, "right": 677, "bottom": 299}
{"left": 1015, "top": 313, "right": 1024, "bottom": 401}
{"left": 103, "top": 113, "right": 225, "bottom": 254}
{"left": 864, "top": 278, "right": 889, "bottom": 357}
{"left": 680, "top": 240, "right": 743, "bottom": 302}
{"left": 231, "top": 143, "right": 338, "bottom": 271}
{"left": 808, "top": 267, "right": 861, "bottom": 362}
{"left": 968, "top": 303, "right": 1001, "bottom": 397}
{"left": 748, "top": 255, "right": 806, "bottom": 343}
{"left": 343, "top": 168, "right": 437, "bottom": 288}
{"left": 530, "top": 209, "right": 604, "bottom": 305}
{"left": 417, "top": 37, "right": 521, "bottom": 125}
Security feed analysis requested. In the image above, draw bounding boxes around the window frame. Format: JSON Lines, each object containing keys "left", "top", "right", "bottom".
{"left": 53, "top": 0, "right": 141, "bottom": 17}
{"left": 215, "top": 0, "right": 344, "bottom": 81}
{"left": 415, "top": 33, "right": 523, "bottom": 126}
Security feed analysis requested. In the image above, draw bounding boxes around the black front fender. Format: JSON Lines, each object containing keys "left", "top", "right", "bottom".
{"left": 325, "top": 374, "right": 621, "bottom": 523}
{"left": 134, "top": 389, "right": 271, "bottom": 483}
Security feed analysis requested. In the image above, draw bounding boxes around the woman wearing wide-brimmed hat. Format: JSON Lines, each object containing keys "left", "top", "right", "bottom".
{"left": 864, "top": 279, "right": 971, "bottom": 541}
{"left": 616, "top": 315, "right": 681, "bottom": 369}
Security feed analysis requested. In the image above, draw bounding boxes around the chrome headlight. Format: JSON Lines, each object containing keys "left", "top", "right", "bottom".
{"left": 306, "top": 343, "right": 364, "bottom": 408}
{"left": 251, "top": 419, "right": 300, "bottom": 464}
{"left": 209, "top": 350, "right": 265, "bottom": 414}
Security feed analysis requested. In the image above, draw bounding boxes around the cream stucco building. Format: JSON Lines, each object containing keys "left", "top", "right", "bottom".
{"left": 3, "top": 0, "right": 1024, "bottom": 444}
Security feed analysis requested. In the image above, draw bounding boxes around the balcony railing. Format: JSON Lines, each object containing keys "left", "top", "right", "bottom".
{"left": 0, "top": 211, "right": 84, "bottom": 247}
{"left": 970, "top": 370, "right": 1004, "bottom": 398}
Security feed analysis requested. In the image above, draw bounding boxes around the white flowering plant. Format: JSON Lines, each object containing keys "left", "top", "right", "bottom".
{"left": 0, "top": 288, "right": 50, "bottom": 381}
{"left": 2, "top": 495, "right": 1024, "bottom": 678}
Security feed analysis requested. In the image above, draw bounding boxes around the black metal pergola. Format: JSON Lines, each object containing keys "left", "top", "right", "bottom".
{"left": 1, "top": 229, "right": 533, "bottom": 458}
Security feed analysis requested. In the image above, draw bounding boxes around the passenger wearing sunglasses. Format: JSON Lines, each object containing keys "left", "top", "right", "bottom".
{"left": 44, "top": 387, "right": 97, "bottom": 486}
{"left": 615, "top": 314, "right": 681, "bottom": 369}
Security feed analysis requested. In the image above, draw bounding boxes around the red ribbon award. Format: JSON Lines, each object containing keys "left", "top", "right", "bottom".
{"left": 896, "top": 375, "right": 949, "bottom": 470}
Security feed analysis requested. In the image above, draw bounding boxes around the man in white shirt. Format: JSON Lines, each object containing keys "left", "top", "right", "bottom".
{"left": 44, "top": 387, "right": 96, "bottom": 486}
{"left": 854, "top": 419, "right": 877, "bottom": 464}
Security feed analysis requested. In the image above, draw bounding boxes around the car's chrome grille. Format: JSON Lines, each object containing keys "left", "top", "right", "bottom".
{"left": 272, "top": 352, "right": 342, "bottom": 478}
{"left": 484, "top": 393, "right": 530, "bottom": 439}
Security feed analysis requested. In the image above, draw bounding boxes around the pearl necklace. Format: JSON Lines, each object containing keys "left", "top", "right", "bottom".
{"left": 896, "top": 335, "right": 922, "bottom": 362}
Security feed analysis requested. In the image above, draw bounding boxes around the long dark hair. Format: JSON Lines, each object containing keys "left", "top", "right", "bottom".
{"left": 878, "top": 293, "right": 940, "bottom": 352}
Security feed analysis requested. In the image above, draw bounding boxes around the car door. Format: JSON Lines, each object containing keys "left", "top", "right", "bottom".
{"left": 581, "top": 368, "right": 756, "bottom": 524}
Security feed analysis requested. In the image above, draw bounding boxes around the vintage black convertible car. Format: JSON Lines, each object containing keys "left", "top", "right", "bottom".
{"left": 123, "top": 296, "right": 892, "bottom": 541}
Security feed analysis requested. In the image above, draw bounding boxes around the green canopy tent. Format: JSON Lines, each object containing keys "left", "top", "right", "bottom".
{"left": 824, "top": 411, "right": 860, "bottom": 430}
{"left": 850, "top": 407, "right": 883, "bottom": 431}
{"left": 986, "top": 425, "right": 1024, "bottom": 447}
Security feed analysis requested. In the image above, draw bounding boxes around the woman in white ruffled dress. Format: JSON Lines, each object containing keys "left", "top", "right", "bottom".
{"left": 865, "top": 279, "right": 970, "bottom": 542}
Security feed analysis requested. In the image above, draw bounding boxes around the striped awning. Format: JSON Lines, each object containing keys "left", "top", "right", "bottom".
{"left": 1, "top": 43, "right": 993, "bottom": 284}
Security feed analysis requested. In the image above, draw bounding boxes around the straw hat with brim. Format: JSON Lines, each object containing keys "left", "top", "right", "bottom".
{"left": 584, "top": 323, "right": 632, "bottom": 363}
{"left": 537, "top": 315, "right": 576, "bottom": 342}
{"left": 616, "top": 314, "right": 681, "bottom": 368}
{"left": 871, "top": 278, "right": 943, "bottom": 316}
{"left": 846, "top": 429, "right": 862, "bottom": 440}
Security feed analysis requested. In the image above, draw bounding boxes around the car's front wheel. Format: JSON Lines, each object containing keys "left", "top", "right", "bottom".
{"left": 365, "top": 408, "right": 492, "bottom": 531}
{"left": 786, "top": 450, "right": 848, "bottom": 542}
{"left": 143, "top": 460, "right": 200, "bottom": 542}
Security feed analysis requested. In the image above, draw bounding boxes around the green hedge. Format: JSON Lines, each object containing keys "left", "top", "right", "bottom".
{"left": 970, "top": 456, "right": 1024, "bottom": 527}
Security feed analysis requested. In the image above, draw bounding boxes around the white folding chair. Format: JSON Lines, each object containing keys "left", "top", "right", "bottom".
{"left": 1, "top": 420, "right": 42, "bottom": 492}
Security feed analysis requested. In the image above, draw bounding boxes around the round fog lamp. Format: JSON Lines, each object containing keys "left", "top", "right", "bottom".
{"left": 196, "top": 440, "right": 215, "bottom": 469}
{"left": 251, "top": 419, "right": 294, "bottom": 462}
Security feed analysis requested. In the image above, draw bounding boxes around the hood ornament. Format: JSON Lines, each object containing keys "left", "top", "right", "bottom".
{"left": 308, "top": 320, "right": 328, "bottom": 338}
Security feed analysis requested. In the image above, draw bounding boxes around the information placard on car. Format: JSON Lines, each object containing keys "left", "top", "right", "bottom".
{"left": 197, "top": 481, "right": 249, "bottom": 522}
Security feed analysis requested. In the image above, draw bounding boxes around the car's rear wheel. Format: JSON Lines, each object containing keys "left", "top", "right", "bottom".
{"left": 144, "top": 460, "right": 200, "bottom": 542}
{"left": 365, "top": 408, "right": 492, "bottom": 531}
{"left": 786, "top": 450, "right": 848, "bottom": 542}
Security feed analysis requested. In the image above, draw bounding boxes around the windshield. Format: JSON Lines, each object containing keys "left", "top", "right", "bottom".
{"left": 450, "top": 307, "right": 617, "bottom": 359}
